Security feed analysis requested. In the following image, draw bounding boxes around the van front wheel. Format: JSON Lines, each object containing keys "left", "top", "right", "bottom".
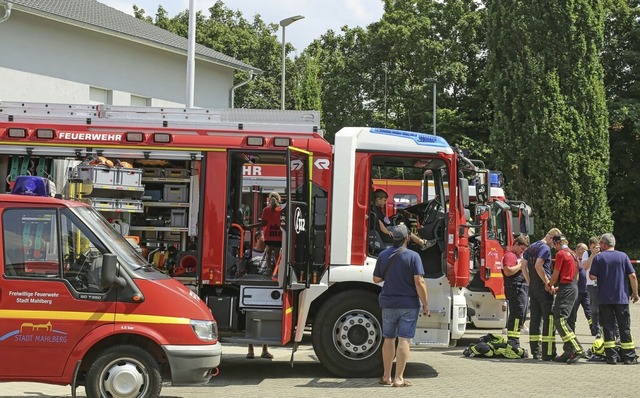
{"left": 85, "top": 345, "right": 162, "bottom": 398}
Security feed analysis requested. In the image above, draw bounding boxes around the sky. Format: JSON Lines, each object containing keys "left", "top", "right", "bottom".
{"left": 99, "top": 0, "right": 385, "bottom": 53}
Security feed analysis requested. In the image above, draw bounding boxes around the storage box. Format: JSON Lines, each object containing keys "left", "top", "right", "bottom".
{"left": 89, "top": 198, "right": 118, "bottom": 211}
{"left": 142, "top": 168, "right": 163, "bottom": 178}
{"left": 117, "top": 168, "right": 143, "bottom": 187}
{"left": 163, "top": 184, "right": 188, "bottom": 203}
{"left": 76, "top": 165, "right": 117, "bottom": 186}
{"left": 164, "top": 168, "right": 189, "bottom": 178}
{"left": 170, "top": 209, "right": 188, "bottom": 227}
{"left": 118, "top": 199, "right": 143, "bottom": 212}
{"left": 142, "top": 189, "right": 162, "bottom": 201}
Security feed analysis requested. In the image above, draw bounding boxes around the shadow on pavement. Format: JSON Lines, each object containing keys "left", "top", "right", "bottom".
{"left": 193, "top": 355, "right": 437, "bottom": 388}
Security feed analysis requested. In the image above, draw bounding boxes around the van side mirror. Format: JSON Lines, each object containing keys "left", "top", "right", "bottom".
{"left": 101, "top": 253, "right": 126, "bottom": 290}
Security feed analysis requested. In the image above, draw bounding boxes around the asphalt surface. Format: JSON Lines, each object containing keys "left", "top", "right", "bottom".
{"left": 3, "top": 302, "right": 640, "bottom": 397}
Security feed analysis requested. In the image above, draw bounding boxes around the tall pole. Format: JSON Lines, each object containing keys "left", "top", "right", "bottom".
{"left": 427, "top": 78, "right": 437, "bottom": 135}
{"left": 280, "top": 15, "right": 304, "bottom": 110}
{"left": 186, "top": 0, "right": 196, "bottom": 108}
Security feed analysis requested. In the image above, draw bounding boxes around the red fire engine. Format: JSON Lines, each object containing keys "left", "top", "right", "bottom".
{"left": 0, "top": 102, "right": 530, "bottom": 378}
{"left": 373, "top": 174, "right": 533, "bottom": 328}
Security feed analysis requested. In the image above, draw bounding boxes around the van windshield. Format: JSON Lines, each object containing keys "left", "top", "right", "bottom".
{"left": 72, "top": 206, "right": 149, "bottom": 270}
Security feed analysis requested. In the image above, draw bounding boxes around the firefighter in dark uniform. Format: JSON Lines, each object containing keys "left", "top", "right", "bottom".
{"left": 502, "top": 235, "right": 530, "bottom": 350}
{"left": 549, "top": 235, "right": 584, "bottom": 363}
{"left": 589, "top": 233, "right": 639, "bottom": 364}
{"left": 523, "top": 228, "right": 561, "bottom": 360}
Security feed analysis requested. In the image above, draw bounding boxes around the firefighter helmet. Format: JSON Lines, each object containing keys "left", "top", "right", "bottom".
{"left": 592, "top": 337, "right": 605, "bottom": 356}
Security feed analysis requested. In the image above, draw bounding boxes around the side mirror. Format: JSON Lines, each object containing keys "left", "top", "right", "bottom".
{"left": 476, "top": 204, "right": 490, "bottom": 221}
{"left": 519, "top": 204, "right": 534, "bottom": 236}
{"left": 459, "top": 177, "right": 469, "bottom": 208}
{"left": 475, "top": 171, "right": 489, "bottom": 204}
{"left": 101, "top": 253, "right": 126, "bottom": 290}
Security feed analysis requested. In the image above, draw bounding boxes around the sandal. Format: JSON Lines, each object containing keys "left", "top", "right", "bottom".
{"left": 260, "top": 352, "right": 274, "bottom": 359}
{"left": 246, "top": 353, "right": 255, "bottom": 359}
{"left": 393, "top": 380, "right": 412, "bottom": 387}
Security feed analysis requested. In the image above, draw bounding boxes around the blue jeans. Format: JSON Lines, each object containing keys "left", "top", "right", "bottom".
{"left": 382, "top": 308, "right": 419, "bottom": 339}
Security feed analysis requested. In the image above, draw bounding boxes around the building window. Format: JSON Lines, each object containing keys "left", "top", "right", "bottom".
{"left": 90, "top": 87, "right": 112, "bottom": 104}
{"left": 131, "top": 95, "right": 151, "bottom": 107}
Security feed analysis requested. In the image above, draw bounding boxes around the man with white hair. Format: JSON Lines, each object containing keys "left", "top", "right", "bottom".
{"left": 589, "top": 233, "right": 639, "bottom": 365}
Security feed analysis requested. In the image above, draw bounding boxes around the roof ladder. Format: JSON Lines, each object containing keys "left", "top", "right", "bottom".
{"left": 0, "top": 101, "right": 322, "bottom": 134}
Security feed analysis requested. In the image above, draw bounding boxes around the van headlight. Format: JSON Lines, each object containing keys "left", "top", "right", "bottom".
{"left": 190, "top": 320, "right": 218, "bottom": 341}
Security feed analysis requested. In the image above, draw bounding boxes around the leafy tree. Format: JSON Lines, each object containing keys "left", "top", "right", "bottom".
{"left": 487, "top": 0, "right": 612, "bottom": 242}
{"left": 602, "top": 0, "right": 640, "bottom": 254}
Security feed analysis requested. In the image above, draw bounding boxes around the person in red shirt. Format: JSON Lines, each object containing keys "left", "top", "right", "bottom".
{"left": 548, "top": 235, "right": 584, "bottom": 363}
{"left": 259, "top": 191, "right": 283, "bottom": 273}
{"left": 502, "top": 235, "right": 530, "bottom": 350}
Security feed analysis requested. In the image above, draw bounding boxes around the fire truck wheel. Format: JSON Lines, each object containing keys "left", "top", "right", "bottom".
{"left": 85, "top": 344, "right": 162, "bottom": 398}
{"left": 312, "top": 290, "right": 383, "bottom": 378}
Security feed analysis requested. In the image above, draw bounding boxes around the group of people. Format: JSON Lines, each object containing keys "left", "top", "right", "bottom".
{"left": 503, "top": 228, "right": 639, "bottom": 365}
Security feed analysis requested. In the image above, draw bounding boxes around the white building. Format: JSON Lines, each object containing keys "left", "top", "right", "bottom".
{"left": 0, "top": 0, "right": 261, "bottom": 108}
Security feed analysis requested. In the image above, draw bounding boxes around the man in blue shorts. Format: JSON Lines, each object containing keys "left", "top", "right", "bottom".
{"left": 373, "top": 224, "right": 429, "bottom": 387}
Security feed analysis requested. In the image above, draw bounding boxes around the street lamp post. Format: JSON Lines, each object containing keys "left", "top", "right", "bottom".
{"left": 280, "top": 15, "right": 304, "bottom": 110}
{"left": 426, "top": 78, "right": 437, "bottom": 135}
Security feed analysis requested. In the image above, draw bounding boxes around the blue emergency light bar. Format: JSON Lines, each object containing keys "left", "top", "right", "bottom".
{"left": 11, "top": 176, "right": 50, "bottom": 196}
{"left": 490, "top": 171, "right": 504, "bottom": 188}
{"left": 370, "top": 128, "right": 450, "bottom": 148}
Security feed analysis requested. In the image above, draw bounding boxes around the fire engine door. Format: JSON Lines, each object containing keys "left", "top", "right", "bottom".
{"left": 479, "top": 200, "right": 511, "bottom": 298}
{"left": 279, "top": 147, "right": 313, "bottom": 345}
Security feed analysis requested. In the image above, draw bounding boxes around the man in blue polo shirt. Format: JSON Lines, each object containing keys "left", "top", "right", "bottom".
{"left": 589, "top": 233, "right": 639, "bottom": 365}
{"left": 373, "top": 224, "right": 429, "bottom": 387}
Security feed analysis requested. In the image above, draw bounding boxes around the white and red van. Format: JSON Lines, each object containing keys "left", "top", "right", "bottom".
{"left": 0, "top": 177, "right": 221, "bottom": 398}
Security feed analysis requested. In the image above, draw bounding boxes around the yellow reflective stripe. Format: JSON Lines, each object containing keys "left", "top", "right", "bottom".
{"left": 490, "top": 272, "right": 503, "bottom": 278}
{"left": 114, "top": 313, "right": 190, "bottom": 324}
{"left": 620, "top": 342, "right": 635, "bottom": 350}
{"left": 285, "top": 306, "right": 293, "bottom": 315}
{"left": 529, "top": 334, "right": 542, "bottom": 342}
{"left": 495, "top": 294, "right": 506, "bottom": 299}
{"left": 507, "top": 331, "right": 521, "bottom": 338}
{"left": 0, "top": 309, "right": 189, "bottom": 325}
{"left": 603, "top": 341, "right": 617, "bottom": 348}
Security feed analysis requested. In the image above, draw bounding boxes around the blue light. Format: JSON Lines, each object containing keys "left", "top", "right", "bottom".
{"left": 490, "top": 172, "right": 503, "bottom": 187}
{"left": 11, "top": 176, "right": 51, "bottom": 196}
{"left": 369, "top": 128, "right": 450, "bottom": 148}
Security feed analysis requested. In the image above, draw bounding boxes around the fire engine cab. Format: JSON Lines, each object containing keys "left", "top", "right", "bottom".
{"left": 0, "top": 175, "right": 220, "bottom": 398}
{"left": 0, "top": 101, "right": 525, "bottom": 378}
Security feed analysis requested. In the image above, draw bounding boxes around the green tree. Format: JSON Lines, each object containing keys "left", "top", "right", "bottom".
{"left": 292, "top": 54, "right": 322, "bottom": 112}
{"left": 602, "top": 0, "right": 640, "bottom": 254}
{"left": 487, "top": 0, "right": 612, "bottom": 242}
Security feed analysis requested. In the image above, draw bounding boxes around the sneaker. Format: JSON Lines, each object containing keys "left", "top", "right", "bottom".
{"left": 566, "top": 351, "right": 582, "bottom": 364}
{"left": 421, "top": 239, "right": 436, "bottom": 250}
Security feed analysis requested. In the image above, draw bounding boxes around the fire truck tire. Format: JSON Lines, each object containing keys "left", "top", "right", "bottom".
{"left": 312, "top": 290, "right": 383, "bottom": 378}
{"left": 85, "top": 344, "right": 162, "bottom": 398}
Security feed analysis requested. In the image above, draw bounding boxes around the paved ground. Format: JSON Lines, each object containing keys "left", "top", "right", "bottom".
{"left": 3, "top": 302, "right": 640, "bottom": 397}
